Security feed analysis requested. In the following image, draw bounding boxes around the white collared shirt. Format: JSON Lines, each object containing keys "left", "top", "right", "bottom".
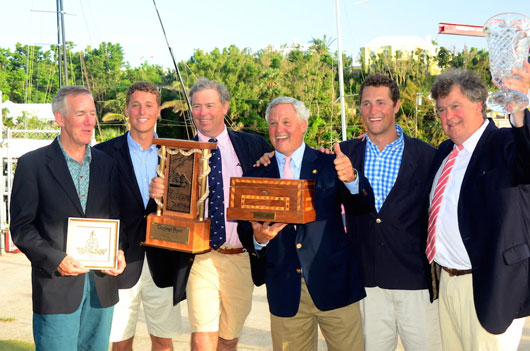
{"left": 431, "top": 119, "right": 489, "bottom": 269}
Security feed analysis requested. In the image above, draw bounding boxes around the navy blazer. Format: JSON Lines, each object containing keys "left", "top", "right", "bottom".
{"left": 10, "top": 139, "right": 121, "bottom": 314}
{"left": 95, "top": 133, "right": 194, "bottom": 305}
{"left": 429, "top": 113, "right": 530, "bottom": 334}
{"left": 238, "top": 146, "right": 373, "bottom": 317}
{"left": 340, "top": 134, "right": 435, "bottom": 292}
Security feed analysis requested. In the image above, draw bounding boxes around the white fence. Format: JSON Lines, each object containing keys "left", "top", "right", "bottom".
{"left": 0, "top": 129, "right": 60, "bottom": 254}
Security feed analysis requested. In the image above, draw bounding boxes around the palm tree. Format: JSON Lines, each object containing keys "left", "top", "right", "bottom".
{"left": 309, "top": 35, "right": 335, "bottom": 55}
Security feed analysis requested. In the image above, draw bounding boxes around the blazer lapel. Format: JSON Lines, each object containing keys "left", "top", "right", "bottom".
{"left": 228, "top": 130, "right": 250, "bottom": 173}
{"left": 379, "top": 136, "right": 418, "bottom": 213}
{"left": 262, "top": 155, "right": 281, "bottom": 178}
{"left": 461, "top": 121, "right": 497, "bottom": 191}
{"left": 116, "top": 133, "right": 145, "bottom": 207}
{"left": 299, "top": 146, "right": 321, "bottom": 181}
{"left": 46, "top": 139, "right": 84, "bottom": 215}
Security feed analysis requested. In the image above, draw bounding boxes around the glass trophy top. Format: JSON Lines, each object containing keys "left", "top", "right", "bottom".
{"left": 484, "top": 12, "right": 530, "bottom": 113}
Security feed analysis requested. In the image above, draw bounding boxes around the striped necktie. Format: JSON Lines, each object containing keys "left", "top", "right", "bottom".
{"left": 426, "top": 144, "right": 463, "bottom": 263}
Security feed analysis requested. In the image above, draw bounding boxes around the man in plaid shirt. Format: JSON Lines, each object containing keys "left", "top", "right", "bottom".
{"left": 340, "top": 74, "right": 441, "bottom": 351}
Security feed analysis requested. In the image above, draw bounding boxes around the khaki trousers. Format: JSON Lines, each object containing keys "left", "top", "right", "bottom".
{"left": 439, "top": 269, "right": 525, "bottom": 351}
{"left": 360, "top": 286, "right": 442, "bottom": 351}
{"left": 270, "top": 278, "right": 363, "bottom": 351}
{"left": 186, "top": 250, "right": 254, "bottom": 339}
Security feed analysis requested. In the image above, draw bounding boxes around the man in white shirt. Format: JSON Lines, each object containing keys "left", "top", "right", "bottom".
{"left": 427, "top": 62, "right": 530, "bottom": 350}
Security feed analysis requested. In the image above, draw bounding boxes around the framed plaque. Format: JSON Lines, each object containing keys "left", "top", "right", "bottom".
{"left": 227, "top": 177, "right": 316, "bottom": 224}
{"left": 66, "top": 217, "right": 120, "bottom": 269}
{"left": 144, "top": 139, "right": 217, "bottom": 254}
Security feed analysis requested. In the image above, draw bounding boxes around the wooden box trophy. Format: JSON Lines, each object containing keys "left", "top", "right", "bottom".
{"left": 144, "top": 138, "right": 216, "bottom": 253}
{"left": 227, "top": 177, "right": 316, "bottom": 224}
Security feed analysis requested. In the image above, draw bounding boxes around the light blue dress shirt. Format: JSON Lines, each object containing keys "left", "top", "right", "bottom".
{"left": 127, "top": 132, "right": 158, "bottom": 208}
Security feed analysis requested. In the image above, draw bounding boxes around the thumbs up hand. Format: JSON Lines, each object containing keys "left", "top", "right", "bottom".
{"left": 334, "top": 143, "right": 356, "bottom": 183}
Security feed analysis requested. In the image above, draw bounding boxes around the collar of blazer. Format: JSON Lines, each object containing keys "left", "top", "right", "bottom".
{"left": 46, "top": 139, "right": 86, "bottom": 215}
{"left": 119, "top": 132, "right": 159, "bottom": 211}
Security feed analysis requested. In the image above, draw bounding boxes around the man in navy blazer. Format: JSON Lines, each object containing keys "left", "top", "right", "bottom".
{"left": 95, "top": 82, "right": 192, "bottom": 351}
{"left": 150, "top": 78, "right": 272, "bottom": 351}
{"left": 427, "top": 65, "right": 530, "bottom": 350}
{"left": 237, "top": 97, "right": 373, "bottom": 350}
{"left": 10, "top": 86, "right": 125, "bottom": 351}
{"left": 339, "top": 74, "right": 441, "bottom": 350}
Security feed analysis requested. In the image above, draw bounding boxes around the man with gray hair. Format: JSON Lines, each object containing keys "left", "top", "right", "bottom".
{"left": 427, "top": 63, "right": 530, "bottom": 350}
{"left": 237, "top": 96, "right": 373, "bottom": 350}
{"left": 150, "top": 78, "right": 272, "bottom": 350}
{"left": 10, "top": 86, "right": 125, "bottom": 350}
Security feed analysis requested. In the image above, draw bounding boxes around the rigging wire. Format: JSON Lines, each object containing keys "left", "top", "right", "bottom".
{"left": 152, "top": 0, "right": 195, "bottom": 139}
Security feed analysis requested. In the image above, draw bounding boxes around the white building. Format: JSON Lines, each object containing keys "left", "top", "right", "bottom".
{"left": 1, "top": 100, "right": 55, "bottom": 121}
{"left": 361, "top": 35, "right": 441, "bottom": 75}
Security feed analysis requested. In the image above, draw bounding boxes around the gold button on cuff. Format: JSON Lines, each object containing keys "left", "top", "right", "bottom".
{"left": 296, "top": 268, "right": 301, "bottom": 274}
{"left": 296, "top": 243, "right": 302, "bottom": 249}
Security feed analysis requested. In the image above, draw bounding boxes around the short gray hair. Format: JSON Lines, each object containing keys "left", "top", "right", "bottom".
{"left": 189, "top": 78, "right": 230, "bottom": 105}
{"left": 52, "top": 86, "right": 92, "bottom": 115}
{"left": 431, "top": 69, "right": 488, "bottom": 118}
{"left": 265, "top": 97, "right": 310, "bottom": 122}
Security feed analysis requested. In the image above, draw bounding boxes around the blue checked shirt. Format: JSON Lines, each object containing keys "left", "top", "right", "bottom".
{"left": 364, "top": 125, "right": 404, "bottom": 212}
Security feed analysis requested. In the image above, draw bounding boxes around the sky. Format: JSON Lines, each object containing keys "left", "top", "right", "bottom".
{"left": 0, "top": 0, "right": 527, "bottom": 69}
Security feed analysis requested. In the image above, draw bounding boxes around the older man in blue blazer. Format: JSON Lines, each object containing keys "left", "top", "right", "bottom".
{"left": 10, "top": 86, "right": 125, "bottom": 351}
{"left": 427, "top": 64, "right": 530, "bottom": 350}
{"left": 238, "top": 97, "right": 373, "bottom": 351}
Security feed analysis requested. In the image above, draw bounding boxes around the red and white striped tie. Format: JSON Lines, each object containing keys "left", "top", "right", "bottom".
{"left": 426, "top": 144, "right": 463, "bottom": 263}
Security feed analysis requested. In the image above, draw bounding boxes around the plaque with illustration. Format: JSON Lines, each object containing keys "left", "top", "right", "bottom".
{"left": 66, "top": 217, "right": 120, "bottom": 269}
{"left": 166, "top": 153, "right": 194, "bottom": 213}
{"left": 144, "top": 138, "right": 217, "bottom": 254}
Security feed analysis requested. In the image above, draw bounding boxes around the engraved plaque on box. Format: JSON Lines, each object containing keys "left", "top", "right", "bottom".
{"left": 227, "top": 177, "right": 316, "bottom": 224}
{"left": 144, "top": 139, "right": 216, "bottom": 253}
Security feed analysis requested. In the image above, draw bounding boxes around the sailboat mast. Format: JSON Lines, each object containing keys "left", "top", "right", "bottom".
{"left": 56, "top": 0, "right": 68, "bottom": 87}
{"left": 56, "top": 0, "right": 62, "bottom": 86}
{"left": 59, "top": 0, "right": 68, "bottom": 85}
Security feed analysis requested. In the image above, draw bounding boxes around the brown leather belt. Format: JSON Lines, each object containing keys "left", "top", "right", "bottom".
{"left": 442, "top": 266, "right": 472, "bottom": 277}
{"left": 216, "top": 247, "right": 247, "bottom": 255}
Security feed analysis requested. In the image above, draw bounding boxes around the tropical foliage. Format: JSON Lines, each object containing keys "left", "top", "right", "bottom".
{"left": 0, "top": 40, "right": 493, "bottom": 147}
